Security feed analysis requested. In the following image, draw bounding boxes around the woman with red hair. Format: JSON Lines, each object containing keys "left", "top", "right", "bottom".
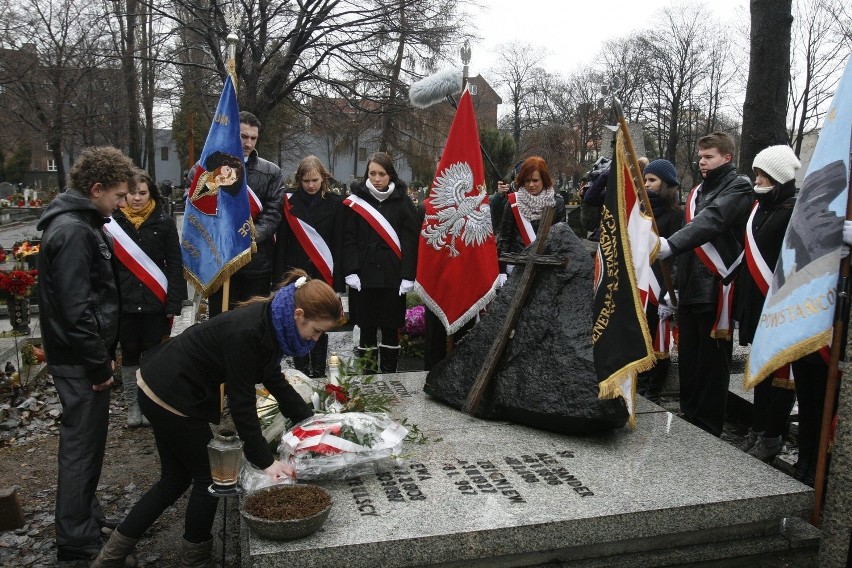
{"left": 495, "top": 156, "right": 566, "bottom": 283}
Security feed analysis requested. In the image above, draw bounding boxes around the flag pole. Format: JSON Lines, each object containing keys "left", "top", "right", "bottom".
{"left": 810, "top": 159, "right": 852, "bottom": 525}
{"left": 220, "top": 18, "right": 240, "bottom": 414}
{"left": 612, "top": 97, "right": 678, "bottom": 306}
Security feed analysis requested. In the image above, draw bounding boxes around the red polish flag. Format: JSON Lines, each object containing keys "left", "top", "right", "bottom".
{"left": 415, "top": 89, "right": 500, "bottom": 333}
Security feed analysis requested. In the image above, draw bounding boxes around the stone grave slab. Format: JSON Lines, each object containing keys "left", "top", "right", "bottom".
{"left": 244, "top": 372, "right": 815, "bottom": 568}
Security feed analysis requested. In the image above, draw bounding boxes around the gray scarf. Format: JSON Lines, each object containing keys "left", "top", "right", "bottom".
{"left": 516, "top": 187, "right": 556, "bottom": 221}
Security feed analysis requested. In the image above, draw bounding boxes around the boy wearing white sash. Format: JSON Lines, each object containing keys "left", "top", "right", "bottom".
{"left": 658, "top": 132, "right": 753, "bottom": 437}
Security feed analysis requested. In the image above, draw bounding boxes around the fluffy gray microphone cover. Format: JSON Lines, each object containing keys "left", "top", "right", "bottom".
{"left": 409, "top": 68, "right": 464, "bottom": 109}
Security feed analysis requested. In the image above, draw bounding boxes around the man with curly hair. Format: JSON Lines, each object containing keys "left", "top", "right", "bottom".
{"left": 36, "top": 146, "right": 135, "bottom": 562}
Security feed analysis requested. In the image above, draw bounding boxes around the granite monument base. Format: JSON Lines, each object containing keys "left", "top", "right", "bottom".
{"left": 243, "top": 371, "right": 817, "bottom": 567}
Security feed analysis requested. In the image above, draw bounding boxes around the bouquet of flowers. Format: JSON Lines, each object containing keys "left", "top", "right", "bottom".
{"left": 0, "top": 269, "right": 37, "bottom": 297}
{"left": 278, "top": 412, "right": 408, "bottom": 479}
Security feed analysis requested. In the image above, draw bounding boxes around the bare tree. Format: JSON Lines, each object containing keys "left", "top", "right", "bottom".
{"left": 639, "top": 4, "right": 713, "bottom": 164}
{"left": 788, "top": 0, "right": 848, "bottom": 156}
{"left": 0, "top": 0, "right": 111, "bottom": 189}
{"left": 490, "top": 42, "right": 547, "bottom": 147}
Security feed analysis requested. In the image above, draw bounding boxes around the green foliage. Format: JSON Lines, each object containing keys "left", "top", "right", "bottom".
{"left": 479, "top": 128, "right": 516, "bottom": 190}
{"left": 5, "top": 143, "right": 32, "bottom": 184}
{"left": 405, "top": 291, "right": 423, "bottom": 308}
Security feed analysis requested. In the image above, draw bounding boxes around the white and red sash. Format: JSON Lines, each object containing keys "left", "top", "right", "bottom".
{"left": 247, "top": 186, "right": 261, "bottom": 219}
{"left": 744, "top": 201, "right": 772, "bottom": 295}
{"left": 507, "top": 192, "right": 536, "bottom": 246}
{"left": 685, "top": 184, "right": 744, "bottom": 339}
{"left": 343, "top": 195, "right": 402, "bottom": 259}
{"left": 282, "top": 194, "right": 334, "bottom": 286}
{"left": 103, "top": 219, "right": 168, "bottom": 304}
{"left": 648, "top": 270, "right": 673, "bottom": 357}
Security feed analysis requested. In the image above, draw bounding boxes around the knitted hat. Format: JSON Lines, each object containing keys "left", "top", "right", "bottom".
{"left": 752, "top": 145, "right": 801, "bottom": 184}
{"left": 643, "top": 159, "right": 680, "bottom": 187}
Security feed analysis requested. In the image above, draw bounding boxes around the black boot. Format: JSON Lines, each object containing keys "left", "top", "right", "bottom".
{"left": 645, "top": 359, "right": 669, "bottom": 404}
{"left": 293, "top": 355, "right": 311, "bottom": 376}
{"left": 355, "top": 347, "right": 378, "bottom": 375}
{"left": 379, "top": 343, "right": 401, "bottom": 374}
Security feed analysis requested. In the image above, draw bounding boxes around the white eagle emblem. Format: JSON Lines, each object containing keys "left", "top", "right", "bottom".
{"left": 421, "top": 162, "right": 492, "bottom": 257}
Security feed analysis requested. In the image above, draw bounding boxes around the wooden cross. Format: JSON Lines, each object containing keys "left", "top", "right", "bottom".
{"left": 463, "top": 205, "right": 568, "bottom": 414}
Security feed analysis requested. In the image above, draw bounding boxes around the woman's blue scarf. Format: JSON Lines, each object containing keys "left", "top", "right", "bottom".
{"left": 271, "top": 284, "right": 315, "bottom": 357}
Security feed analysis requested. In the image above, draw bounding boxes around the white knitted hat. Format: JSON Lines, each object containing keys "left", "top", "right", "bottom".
{"left": 752, "top": 145, "right": 801, "bottom": 184}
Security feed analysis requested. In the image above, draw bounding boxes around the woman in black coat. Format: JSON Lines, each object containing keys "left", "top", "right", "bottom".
{"left": 111, "top": 170, "right": 186, "bottom": 427}
{"left": 733, "top": 145, "right": 803, "bottom": 466}
{"left": 274, "top": 155, "right": 344, "bottom": 377}
{"left": 638, "top": 159, "right": 684, "bottom": 403}
{"left": 342, "top": 152, "right": 420, "bottom": 373}
{"left": 92, "top": 270, "right": 341, "bottom": 568}
{"left": 496, "top": 156, "right": 566, "bottom": 281}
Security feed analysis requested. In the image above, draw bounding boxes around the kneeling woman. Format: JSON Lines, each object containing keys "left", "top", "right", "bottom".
{"left": 93, "top": 270, "right": 342, "bottom": 568}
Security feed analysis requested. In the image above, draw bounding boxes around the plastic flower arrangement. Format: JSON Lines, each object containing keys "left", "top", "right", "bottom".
{"left": 404, "top": 305, "right": 426, "bottom": 336}
{"left": 13, "top": 242, "right": 40, "bottom": 264}
{"left": 0, "top": 269, "right": 38, "bottom": 298}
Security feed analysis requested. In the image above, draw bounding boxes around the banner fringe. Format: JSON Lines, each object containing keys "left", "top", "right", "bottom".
{"left": 413, "top": 277, "right": 499, "bottom": 335}
{"left": 743, "top": 330, "right": 831, "bottom": 390}
{"left": 183, "top": 247, "right": 253, "bottom": 297}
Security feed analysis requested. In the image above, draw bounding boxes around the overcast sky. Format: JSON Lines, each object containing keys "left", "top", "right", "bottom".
{"left": 463, "top": 0, "right": 750, "bottom": 80}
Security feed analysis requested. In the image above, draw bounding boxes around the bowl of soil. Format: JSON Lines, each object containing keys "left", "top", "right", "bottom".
{"left": 240, "top": 484, "right": 333, "bottom": 540}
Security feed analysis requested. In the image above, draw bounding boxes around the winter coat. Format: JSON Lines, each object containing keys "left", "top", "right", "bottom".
{"left": 36, "top": 190, "right": 120, "bottom": 384}
{"left": 647, "top": 191, "right": 685, "bottom": 287}
{"left": 734, "top": 183, "right": 797, "bottom": 345}
{"left": 139, "top": 302, "right": 313, "bottom": 469}
{"left": 496, "top": 193, "right": 567, "bottom": 261}
{"left": 113, "top": 203, "right": 187, "bottom": 316}
{"left": 667, "top": 163, "right": 754, "bottom": 307}
{"left": 273, "top": 189, "right": 345, "bottom": 292}
{"left": 240, "top": 150, "right": 284, "bottom": 277}
{"left": 341, "top": 180, "right": 420, "bottom": 289}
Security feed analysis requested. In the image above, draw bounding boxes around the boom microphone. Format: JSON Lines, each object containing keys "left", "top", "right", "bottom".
{"left": 409, "top": 68, "right": 464, "bottom": 109}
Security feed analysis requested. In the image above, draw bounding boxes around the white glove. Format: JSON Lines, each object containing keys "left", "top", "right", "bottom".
{"left": 497, "top": 273, "right": 508, "bottom": 288}
{"left": 844, "top": 220, "right": 852, "bottom": 246}
{"left": 398, "top": 279, "right": 414, "bottom": 296}
{"left": 658, "top": 291, "right": 677, "bottom": 320}
{"left": 345, "top": 274, "right": 361, "bottom": 292}
{"left": 658, "top": 237, "right": 673, "bottom": 260}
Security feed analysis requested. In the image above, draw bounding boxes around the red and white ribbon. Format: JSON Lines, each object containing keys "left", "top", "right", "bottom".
{"left": 507, "top": 192, "right": 536, "bottom": 246}
{"left": 685, "top": 185, "right": 744, "bottom": 339}
{"left": 104, "top": 219, "right": 167, "bottom": 304}
{"left": 744, "top": 201, "right": 772, "bottom": 296}
{"left": 247, "top": 186, "right": 262, "bottom": 219}
{"left": 282, "top": 194, "right": 334, "bottom": 285}
{"left": 343, "top": 195, "right": 402, "bottom": 259}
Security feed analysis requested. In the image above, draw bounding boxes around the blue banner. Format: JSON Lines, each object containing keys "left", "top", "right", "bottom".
{"left": 181, "top": 76, "right": 253, "bottom": 296}
{"left": 744, "top": 55, "right": 852, "bottom": 389}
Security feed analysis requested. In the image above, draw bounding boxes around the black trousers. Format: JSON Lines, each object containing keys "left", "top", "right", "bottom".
{"left": 53, "top": 377, "right": 110, "bottom": 547}
{"left": 677, "top": 306, "right": 733, "bottom": 437}
{"left": 118, "top": 390, "right": 218, "bottom": 543}
{"left": 119, "top": 313, "right": 171, "bottom": 365}
{"left": 792, "top": 353, "right": 830, "bottom": 467}
{"left": 752, "top": 378, "right": 796, "bottom": 437}
{"left": 208, "top": 272, "right": 271, "bottom": 317}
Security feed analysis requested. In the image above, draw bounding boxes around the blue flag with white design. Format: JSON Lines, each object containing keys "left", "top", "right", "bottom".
{"left": 181, "top": 76, "right": 254, "bottom": 296}
{"left": 744, "top": 54, "right": 852, "bottom": 389}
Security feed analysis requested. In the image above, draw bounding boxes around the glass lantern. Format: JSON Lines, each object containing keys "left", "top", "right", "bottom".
{"left": 207, "top": 430, "right": 243, "bottom": 495}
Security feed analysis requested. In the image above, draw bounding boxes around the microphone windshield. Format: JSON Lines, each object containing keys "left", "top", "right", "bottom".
{"left": 409, "top": 68, "right": 464, "bottom": 109}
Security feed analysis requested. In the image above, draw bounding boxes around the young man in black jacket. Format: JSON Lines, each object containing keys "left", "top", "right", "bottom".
{"left": 208, "top": 111, "right": 285, "bottom": 316}
{"left": 657, "top": 132, "right": 753, "bottom": 437}
{"left": 36, "top": 146, "right": 136, "bottom": 562}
